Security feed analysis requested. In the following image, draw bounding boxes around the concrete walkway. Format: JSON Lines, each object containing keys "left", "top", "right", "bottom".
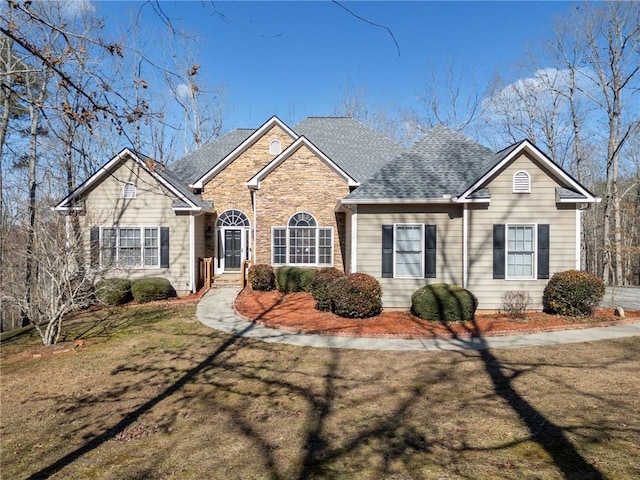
{"left": 196, "top": 287, "right": 640, "bottom": 352}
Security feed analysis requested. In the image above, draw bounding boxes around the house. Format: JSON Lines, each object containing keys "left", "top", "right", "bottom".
{"left": 54, "top": 116, "right": 599, "bottom": 310}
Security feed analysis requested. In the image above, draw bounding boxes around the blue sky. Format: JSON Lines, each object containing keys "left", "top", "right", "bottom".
{"left": 96, "top": 1, "right": 575, "bottom": 131}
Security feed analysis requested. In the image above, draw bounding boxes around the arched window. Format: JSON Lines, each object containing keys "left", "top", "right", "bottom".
{"left": 269, "top": 139, "right": 282, "bottom": 155}
{"left": 123, "top": 182, "right": 137, "bottom": 199}
{"left": 217, "top": 209, "right": 250, "bottom": 227}
{"left": 272, "top": 212, "right": 333, "bottom": 266}
{"left": 513, "top": 171, "right": 531, "bottom": 193}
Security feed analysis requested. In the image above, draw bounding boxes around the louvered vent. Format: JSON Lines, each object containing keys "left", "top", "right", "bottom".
{"left": 513, "top": 171, "right": 530, "bottom": 193}
{"left": 123, "top": 182, "right": 137, "bottom": 199}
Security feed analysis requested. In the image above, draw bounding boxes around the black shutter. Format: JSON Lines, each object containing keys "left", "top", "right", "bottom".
{"left": 382, "top": 225, "right": 393, "bottom": 278}
{"left": 493, "top": 224, "right": 505, "bottom": 279}
{"left": 425, "top": 224, "right": 437, "bottom": 278}
{"left": 90, "top": 227, "right": 99, "bottom": 268}
{"left": 160, "top": 227, "right": 170, "bottom": 268}
{"left": 538, "top": 224, "right": 549, "bottom": 279}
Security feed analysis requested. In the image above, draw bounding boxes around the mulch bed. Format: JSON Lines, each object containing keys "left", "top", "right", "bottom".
{"left": 234, "top": 289, "right": 640, "bottom": 339}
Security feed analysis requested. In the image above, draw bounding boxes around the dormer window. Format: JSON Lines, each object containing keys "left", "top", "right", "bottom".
{"left": 123, "top": 182, "right": 137, "bottom": 199}
{"left": 513, "top": 171, "right": 531, "bottom": 193}
{"left": 269, "top": 139, "right": 281, "bottom": 155}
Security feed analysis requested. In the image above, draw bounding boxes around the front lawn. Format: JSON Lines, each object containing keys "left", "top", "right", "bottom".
{"left": 1, "top": 302, "right": 639, "bottom": 479}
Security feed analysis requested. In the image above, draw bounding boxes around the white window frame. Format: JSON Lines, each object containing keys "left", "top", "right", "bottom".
{"left": 506, "top": 223, "right": 536, "bottom": 280}
{"left": 271, "top": 213, "right": 333, "bottom": 267}
{"left": 513, "top": 170, "right": 531, "bottom": 193}
{"left": 393, "top": 224, "right": 424, "bottom": 279}
{"left": 123, "top": 182, "right": 137, "bottom": 199}
{"left": 100, "top": 227, "right": 161, "bottom": 269}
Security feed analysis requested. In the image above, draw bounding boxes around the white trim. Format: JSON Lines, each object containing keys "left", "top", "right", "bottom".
{"left": 393, "top": 224, "right": 424, "bottom": 279}
{"left": 457, "top": 141, "right": 597, "bottom": 203}
{"left": 189, "top": 215, "right": 195, "bottom": 293}
{"left": 99, "top": 226, "right": 161, "bottom": 269}
{"left": 576, "top": 209, "right": 581, "bottom": 270}
{"left": 350, "top": 206, "right": 358, "bottom": 273}
{"left": 340, "top": 197, "right": 455, "bottom": 205}
{"left": 463, "top": 204, "right": 468, "bottom": 288}
{"left": 191, "top": 116, "right": 298, "bottom": 189}
{"left": 246, "top": 136, "right": 359, "bottom": 189}
{"left": 252, "top": 190, "right": 257, "bottom": 263}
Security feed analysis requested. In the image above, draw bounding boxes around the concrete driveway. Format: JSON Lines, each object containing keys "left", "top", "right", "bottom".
{"left": 601, "top": 287, "right": 640, "bottom": 310}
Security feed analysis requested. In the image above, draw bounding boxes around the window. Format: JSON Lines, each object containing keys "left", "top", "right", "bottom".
{"left": 271, "top": 212, "right": 333, "bottom": 266}
{"left": 100, "top": 227, "right": 162, "bottom": 268}
{"left": 269, "top": 139, "right": 282, "bottom": 155}
{"left": 123, "top": 182, "right": 137, "bottom": 199}
{"left": 513, "top": 171, "right": 530, "bottom": 193}
{"left": 493, "top": 224, "right": 548, "bottom": 280}
{"left": 395, "top": 225, "right": 423, "bottom": 277}
{"left": 382, "top": 224, "right": 437, "bottom": 278}
{"left": 507, "top": 225, "right": 534, "bottom": 278}
{"left": 217, "top": 209, "right": 250, "bottom": 227}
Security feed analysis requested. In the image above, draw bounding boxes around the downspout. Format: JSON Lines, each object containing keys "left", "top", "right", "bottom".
{"left": 189, "top": 214, "right": 195, "bottom": 293}
{"left": 463, "top": 203, "right": 468, "bottom": 289}
{"left": 350, "top": 205, "right": 357, "bottom": 273}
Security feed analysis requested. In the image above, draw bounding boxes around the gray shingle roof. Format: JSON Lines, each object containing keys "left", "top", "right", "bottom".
{"left": 347, "top": 125, "right": 496, "bottom": 200}
{"left": 294, "top": 117, "right": 404, "bottom": 182}
{"left": 556, "top": 187, "right": 588, "bottom": 200}
{"left": 168, "top": 129, "right": 255, "bottom": 184}
{"left": 133, "top": 150, "right": 212, "bottom": 209}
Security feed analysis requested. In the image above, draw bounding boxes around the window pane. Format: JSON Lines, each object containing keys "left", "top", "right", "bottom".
{"left": 507, "top": 225, "right": 534, "bottom": 278}
{"left": 101, "top": 228, "right": 116, "bottom": 267}
{"left": 144, "top": 228, "right": 158, "bottom": 266}
{"left": 272, "top": 228, "right": 286, "bottom": 264}
{"left": 119, "top": 228, "right": 141, "bottom": 267}
{"left": 289, "top": 227, "right": 315, "bottom": 264}
{"left": 395, "top": 225, "right": 422, "bottom": 277}
{"left": 319, "top": 228, "right": 332, "bottom": 265}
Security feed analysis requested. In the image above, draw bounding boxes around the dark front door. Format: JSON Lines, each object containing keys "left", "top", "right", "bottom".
{"left": 224, "top": 229, "right": 242, "bottom": 270}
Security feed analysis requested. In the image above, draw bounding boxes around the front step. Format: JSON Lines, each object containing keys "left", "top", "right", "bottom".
{"left": 212, "top": 273, "right": 242, "bottom": 287}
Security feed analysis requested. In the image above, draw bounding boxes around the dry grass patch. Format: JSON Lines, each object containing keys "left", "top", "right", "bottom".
{"left": 1, "top": 302, "right": 639, "bottom": 479}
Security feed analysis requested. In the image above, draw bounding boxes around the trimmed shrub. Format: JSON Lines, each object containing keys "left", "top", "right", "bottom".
{"left": 502, "top": 290, "right": 531, "bottom": 320}
{"left": 131, "top": 277, "right": 174, "bottom": 303}
{"left": 276, "top": 266, "right": 309, "bottom": 293}
{"left": 95, "top": 278, "right": 132, "bottom": 306}
{"left": 299, "top": 268, "right": 318, "bottom": 293}
{"left": 311, "top": 267, "right": 346, "bottom": 311}
{"left": 543, "top": 270, "right": 605, "bottom": 316}
{"left": 331, "top": 273, "right": 382, "bottom": 319}
{"left": 411, "top": 283, "right": 478, "bottom": 323}
{"left": 248, "top": 264, "right": 275, "bottom": 291}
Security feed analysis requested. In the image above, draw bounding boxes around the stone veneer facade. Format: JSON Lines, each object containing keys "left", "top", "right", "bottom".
{"left": 200, "top": 124, "right": 350, "bottom": 270}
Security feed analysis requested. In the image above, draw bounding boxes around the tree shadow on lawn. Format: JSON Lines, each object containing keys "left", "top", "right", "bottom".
{"left": 26, "top": 297, "right": 635, "bottom": 479}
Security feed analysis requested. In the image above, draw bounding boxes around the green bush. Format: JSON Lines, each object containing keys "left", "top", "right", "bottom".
{"left": 131, "top": 277, "right": 174, "bottom": 303}
{"left": 543, "top": 270, "right": 605, "bottom": 316}
{"left": 95, "top": 278, "right": 132, "bottom": 306}
{"left": 248, "top": 264, "right": 275, "bottom": 291}
{"left": 276, "top": 266, "right": 315, "bottom": 293}
{"left": 311, "top": 267, "right": 346, "bottom": 311}
{"left": 411, "top": 283, "right": 478, "bottom": 323}
{"left": 331, "top": 273, "right": 382, "bottom": 318}
{"left": 299, "top": 268, "right": 318, "bottom": 292}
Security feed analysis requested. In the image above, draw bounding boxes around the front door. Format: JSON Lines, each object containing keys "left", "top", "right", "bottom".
{"left": 224, "top": 229, "right": 242, "bottom": 270}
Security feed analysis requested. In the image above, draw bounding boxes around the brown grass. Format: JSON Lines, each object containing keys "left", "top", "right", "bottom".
{"left": 1, "top": 301, "right": 639, "bottom": 479}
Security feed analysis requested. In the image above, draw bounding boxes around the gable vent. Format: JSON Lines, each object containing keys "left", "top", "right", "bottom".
{"left": 513, "top": 171, "right": 531, "bottom": 193}
{"left": 123, "top": 182, "right": 137, "bottom": 199}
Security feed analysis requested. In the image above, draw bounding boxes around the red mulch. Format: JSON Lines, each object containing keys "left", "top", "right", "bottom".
{"left": 234, "top": 289, "right": 640, "bottom": 339}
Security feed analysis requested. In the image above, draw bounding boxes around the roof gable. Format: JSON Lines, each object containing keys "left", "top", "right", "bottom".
{"left": 189, "top": 116, "right": 297, "bottom": 189}
{"left": 246, "top": 136, "right": 359, "bottom": 189}
{"left": 54, "top": 148, "right": 211, "bottom": 212}
{"left": 456, "top": 140, "right": 598, "bottom": 203}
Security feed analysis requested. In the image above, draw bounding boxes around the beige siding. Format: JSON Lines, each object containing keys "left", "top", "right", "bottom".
{"left": 467, "top": 151, "right": 578, "bottom": 309}
{"left": 356, "top": 204, "right": 464, "bottom": 308}
{"left": 82, "top": 157, "right": 193, "bottom": 295}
